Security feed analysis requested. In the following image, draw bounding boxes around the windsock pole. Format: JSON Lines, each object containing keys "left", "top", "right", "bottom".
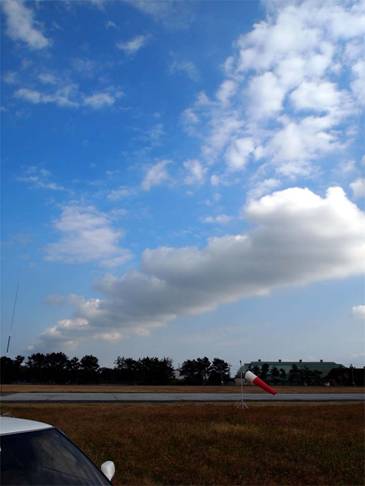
{"left": 245, "top": 370, "right": 277, "bottom": 395}
{"left": 239, "top": 361, "right": 248, "bottom": 409}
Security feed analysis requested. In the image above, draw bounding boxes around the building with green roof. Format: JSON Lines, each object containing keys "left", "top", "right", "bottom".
{"left": 236, "top": 359, "right": 344, "bottom": 382}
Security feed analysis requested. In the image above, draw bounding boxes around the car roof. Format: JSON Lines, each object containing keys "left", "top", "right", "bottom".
{"left": 0, "top": 416, "right": 53, "bottom": 436}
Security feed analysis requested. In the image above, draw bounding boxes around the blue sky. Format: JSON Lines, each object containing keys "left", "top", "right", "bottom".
{"left": 1, "top": 0, "right": 364, "bottom": 371}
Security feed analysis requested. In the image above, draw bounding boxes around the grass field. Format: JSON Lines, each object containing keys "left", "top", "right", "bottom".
{"left": 2, "top": 384, "right": 364, "bottom": 393}
{"left": 2, "top": 403, "right": 364, "bottom": 485}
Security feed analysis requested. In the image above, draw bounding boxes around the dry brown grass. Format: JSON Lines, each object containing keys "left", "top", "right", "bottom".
{"left": 2, "top": 402, "right": 364, "bottom": 485}
{"left": 2, "top": 384, "right": 364, "bottom": 394}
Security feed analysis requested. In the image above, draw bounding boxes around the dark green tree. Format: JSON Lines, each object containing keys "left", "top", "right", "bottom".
{"left": 180, "top": 357, "right": 211, "bottom": 385}
{"left": 207, "top": 358, "right": 231, "bottom": 385}
{"left": 44, "top": 352, "right": 69, "bottom": 383}
{"left": 80, "top": 355, "right": 99, "bottom": 383}
{"left": 66, "top": 357, "right": 80, "bottom": 383}
{"left": 114, "top": 357, "right": 139, "bottom": 384}
{"left": 138, "top": 357, "right": 174, "bottom": 385}
{"left": 0, "top": 356, "right": 19, "bottom": 383}
{"left": 26, "top": 353, "right": 47, "bottom": 383}
{"left": 260, "top": 363, "right": 270, "bottom": 380}
{"left": 269, "top": 366, "right": 280, "bottom": 385}
{"left": 289, "top": 364, "right": 304, "bottom": 385}
{"left": 279, "top": 368, "right": 287, "bottom": 384}
{"left": 252, "top": 365, "right": 261, "bottom": 376}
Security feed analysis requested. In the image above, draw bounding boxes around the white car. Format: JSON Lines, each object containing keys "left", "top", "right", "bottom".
{"left": 0, "top": 416, "right": 115, "bottom": 485}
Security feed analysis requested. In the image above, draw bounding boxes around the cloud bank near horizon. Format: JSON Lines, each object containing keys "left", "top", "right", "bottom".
{"left": 33, "top": 186, "right": 365, "bottom": 351}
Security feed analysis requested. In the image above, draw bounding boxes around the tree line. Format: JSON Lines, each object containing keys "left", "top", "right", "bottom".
{"left": 0, "top": 353, "right": 231, "bottom": 385}
{"left": 1, "top": 354, "right": 363, "bottom": 386}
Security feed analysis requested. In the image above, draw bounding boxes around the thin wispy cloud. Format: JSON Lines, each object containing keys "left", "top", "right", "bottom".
{"left": 203, "top": 214, "right": 233, "bottom": 225}
{"left": 1, "top": 0, "right": 50, "bottom": 50}
{"left": 116, "top": 35, "right": 149, "bottom": 56}
{"left": 350, "top": 178, "right": 365, "bottom": 198}
{"left": 247, "top": 178, "right": 281, "bottom": 200}
{"left": 87, "top": 0, "right": 105, "bottom": 8}
{"left": 184, "top": 159, "right": 206, "bottom": 185}
{"left": 38, "top": 72, "right": 58, "bottom": 85}
{"left": 3, "top": 71, "right": 19, "bottom": 85}
{"left": 15, "top": 86, "right": 79, "bottom": 108}
{"left": 122, "top": 0, "right": 195, "bottom": 29}
{"left": 107, "top": 186, "right": 134, "bottom": 201}
{"left": 18, "top": 167, "right": 66, "bottom": 192}
{"left": 105, "top": 20, "right": 117, "bottom": 29}
{"left": 14, "top": 86, "right": 122, "bottom": 110}
{"left": 169, "top": 60, "right": 199, "bottom": 81}
{"left": 352, "top": 305, "right": 365, "bottom": 320}
{"left": 71, "top": 58, "right": 98, "bottom": 77}
{"left": 83, "top": 92, "right": 120, "bottom": 109}
{"left": 142, "top": 160, "right": 171, "bottom": 191}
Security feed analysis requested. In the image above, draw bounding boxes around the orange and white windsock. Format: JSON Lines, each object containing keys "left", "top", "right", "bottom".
{"left": 245, "top": 370, "right": 277, "bottom": 395}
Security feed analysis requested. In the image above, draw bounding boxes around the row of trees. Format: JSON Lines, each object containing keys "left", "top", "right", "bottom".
{"left": 1, "top": 354, "right": 363, "bottom": 386}
{"left": 0, "top": 353, "right": 231, "bottom": 385}
{"left": 180, "top": 357, "right": 230, "bottom": 385}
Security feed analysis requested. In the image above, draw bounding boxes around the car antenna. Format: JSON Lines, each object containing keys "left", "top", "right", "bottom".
{"left": 6, "top": 282, "right": 19, "bottom": 355}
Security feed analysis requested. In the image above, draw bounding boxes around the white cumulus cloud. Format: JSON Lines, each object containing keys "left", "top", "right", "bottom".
{"left": 45, "top": 205, "right": 131, "bottom": 267}
{"left": 183, "top": 0, "right": 365, "bottom": 184}
{"left": 225, "top": 137, "right": 255, "bottom": 171}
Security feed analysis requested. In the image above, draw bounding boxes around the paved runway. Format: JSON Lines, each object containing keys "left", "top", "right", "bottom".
{"left": 1, "top": 392, "right": 364, "bottom": 402}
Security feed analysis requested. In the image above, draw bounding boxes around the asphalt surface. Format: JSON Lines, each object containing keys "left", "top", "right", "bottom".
{"left": 1, "top": 392, "right": 364, "bottom": 402}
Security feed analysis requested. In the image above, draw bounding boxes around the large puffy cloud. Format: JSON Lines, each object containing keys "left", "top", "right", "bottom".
{"left": 36, "top": 186, "right": 365, "bottom": 350}
{"left": 289, "top": 81, "right": 353, "bottom": 115}
{"left": 248, "top": 72, "right": 286, "bottom": 119}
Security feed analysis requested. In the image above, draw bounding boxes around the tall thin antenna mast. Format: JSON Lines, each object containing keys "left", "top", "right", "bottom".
{"left": 6, "top": 282, "right": 19, "bottom": 355}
